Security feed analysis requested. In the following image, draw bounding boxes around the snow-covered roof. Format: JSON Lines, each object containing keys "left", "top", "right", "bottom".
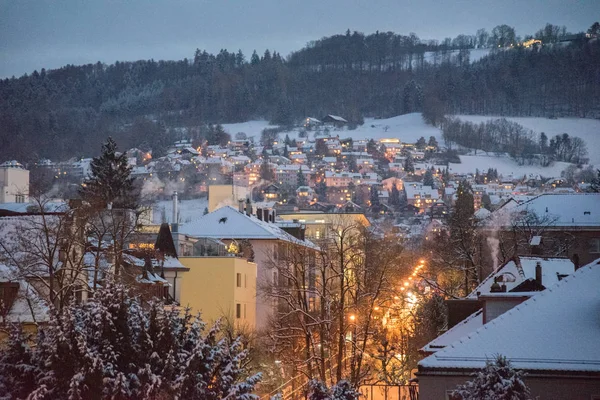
{"left": 491, "top": 193, "right": 600, "bottom": 228}
{"left": 404, "top": 184, "right": 439, "bottom": 200}
{"left": 324, "top": 115, "right": 348, "bottom": 123}
{"left": 421, "top": 309, "right": 483, "bottom": 354}
{"left": 179, "top": 206, "right": 318, "bottom": 249}
{"left": 467, "top": 256, "right": 574, "bottom": 299}
{"left": 0, "top": 264, "right": 49, "bottom": 323}
{"left": 419, "top": 258, "right": 600, "bottom": 372}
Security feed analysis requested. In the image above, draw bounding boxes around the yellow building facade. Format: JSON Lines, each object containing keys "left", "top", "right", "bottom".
{"left": 178, "top": 256, "right": 257, "bottom": 330}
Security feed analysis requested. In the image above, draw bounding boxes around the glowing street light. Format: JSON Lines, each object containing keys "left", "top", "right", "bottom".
{"left": 349, "top": 314, "right": 356, "bottom": 322}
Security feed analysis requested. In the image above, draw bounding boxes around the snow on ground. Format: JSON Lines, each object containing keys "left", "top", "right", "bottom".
{"left": 455, "top": 115, "right": 600, "bottom": 166}
{"left": 221, "top": 121, "right": 277, "bottom": 141}
{"left": 449, "top": 154, "right": 570, "bottom": 180}
{"left": 153, "top": 198, "right": 208, "bottom": 224}
{"left": 222, "top": 113, "right": 441, "bottom": 144}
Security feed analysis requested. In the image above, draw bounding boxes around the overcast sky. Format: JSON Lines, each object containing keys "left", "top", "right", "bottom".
{"left": 0, "top": 0, "right": 597, "bottom": 78}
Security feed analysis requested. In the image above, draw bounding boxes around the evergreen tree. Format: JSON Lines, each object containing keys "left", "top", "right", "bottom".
{"left": 370, "top": 185, "right": 380, "bottom": 208}
{"left": 448, "top": 181, "right": 478, "bottom": 294}
{"left": 428, "top": 136, "right": 439, "bottom": 149}
{"left": 404, "top": 156, "right": 415, "bottom": 174}
{"left": 79, "top": 137, "right": 139, "bottom": 209}
{"left": 452, "top": 355, "right": 531, "bottom": 400}
{"left": 423, "top": 170, "right": 434, "bottom": 187}
{"left": 260, "top": 157, "right": 274, "bottom": 181}
{"left": 297, "top": 168, "right": 307, "bottom": 187}
{"left": 390, "top": 184, "right": 400, "bottom": 208}
{"left": 416, "top": 136, "right": 427, "bottom": 150}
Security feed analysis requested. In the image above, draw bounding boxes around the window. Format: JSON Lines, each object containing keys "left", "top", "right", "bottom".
{"left": 590, "top": 239, "right": 600, "bottom": 254}
{"left": 236, "top": 273, "right": 242, "bottom": 287}
{"left": 244, "top": 304, "right": 247, "bottom": 318}
{"left": 236, "top": 303, "right": 241, "bottom": 319}
{"left": 244, "top": 274, "right": 247, "bottom": 288}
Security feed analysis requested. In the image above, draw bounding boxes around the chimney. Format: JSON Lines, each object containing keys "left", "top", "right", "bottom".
{"left": 257, "top": 208, "right": 263, "bottom": 221}
{"left": 245, "top": 198, "right": 252, "bottom": 217}
{"left": 271, "top": 209, "right": 277, "bottom": 222}
{"left": 238, "top": 199, "right": 244, "bottom": 213}
{"left": 172, "top": 191, "right": 179, "bottom": 233}
{"left": 490, "top": 276, "right": 503, "bottom": 293}
{"left": 535, "top": 261, "right": 542, "bottom": 286}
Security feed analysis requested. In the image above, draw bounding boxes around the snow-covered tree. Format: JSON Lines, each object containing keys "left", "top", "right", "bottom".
{"left": 452, "top": 355, "right": 531, "bottom": 400}
{"left": 0, "top": 283, "right": 261, "bottom": 400}
{"left": 80, "top": 137, "right": 139, "bottom": 209}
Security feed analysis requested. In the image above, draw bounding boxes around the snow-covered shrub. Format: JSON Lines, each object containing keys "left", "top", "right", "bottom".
{"left": 0, "top": 283, "right": 261, "bottom": 400}
{"left": 307, "top": 380, "right": 359, "bottom": 400}
{"left": 452, "top": 354, "right": 531, "bottom": 400}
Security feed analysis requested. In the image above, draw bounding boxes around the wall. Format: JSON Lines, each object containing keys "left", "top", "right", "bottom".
{"left": 418, "top": 372, "right": 600, "bottom": 400}
{"left": 178, "top": 256, "right": 256, "bottom": 330}
{"left": 0, "top": 167, "right": 29, "bottom": 203}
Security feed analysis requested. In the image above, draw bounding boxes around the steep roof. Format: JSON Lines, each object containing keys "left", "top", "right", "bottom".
{"left": 155, "top": 223, "right": 178, "bottom": 258}
{"left": 419, "top": 258, "right": 600, "bottom": 372}
{"left": 179, "top": 206, "right": 318, "bottom": 249}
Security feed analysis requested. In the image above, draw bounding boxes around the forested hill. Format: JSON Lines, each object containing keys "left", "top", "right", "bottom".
{"left": 1, "top": 25, "right": 599, "bottom": 162}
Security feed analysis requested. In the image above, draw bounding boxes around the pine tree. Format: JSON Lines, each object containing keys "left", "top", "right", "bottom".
{"left": 297, "top": 168, "right": 307, "bottom": 187}
{"left": 390, "top": 184, "right": 400, "bottom": 208}
{"left": 260, "top": 157, "right": 274, "bottom": 181}
{"left": 416, "top": 136, "right": 427, "bottom": 150}
{"left": 423, "top": 170, "right": 434, "bottom": 187}
{"left": 80, "top": 137, "right": 139, "bottom": 209}
{"left": 404, "top": 156, "right": 415, "bottom": 174}
{"left": 428, "top": 136, "right": 439, "bottom": 149}
{"left": 452, "top": 355, "right": 531, "bottom": 400}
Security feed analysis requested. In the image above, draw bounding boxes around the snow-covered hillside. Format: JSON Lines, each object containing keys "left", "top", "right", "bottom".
{"left": 455, "top": 115, "right": 600, "bottom": 166}
{"left": 222, "top": 113, "right": 442, "bottom": 144}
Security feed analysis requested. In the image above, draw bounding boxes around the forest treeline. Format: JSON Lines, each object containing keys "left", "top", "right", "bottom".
{"left": 441, "top": 118, "right": 589, "bottom": 165}
{"left": 0, "top": 22, "right": 599, "bottom": 162}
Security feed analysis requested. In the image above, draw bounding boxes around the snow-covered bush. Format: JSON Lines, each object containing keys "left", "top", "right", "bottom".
{"left": 307, "top": 380, "right": 359, "bottom": 400}
{"left": 452, "top": 354, "right": 531, "bottom": 400}
{"left": 0, "top": 283, "right": 261, "bottom": 400}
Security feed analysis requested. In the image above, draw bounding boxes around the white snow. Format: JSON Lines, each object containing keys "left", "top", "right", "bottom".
{"left": 449, "top": 154, "right": 571, "bottom": 178}
{"left": 455, "top": 115, "right": 600, "bottom": 166}
{"left": 419, "top": 259, "right": 600, "bottom": 372}
{"left": 221, "top": 120, "right": 278, "bottom": 141}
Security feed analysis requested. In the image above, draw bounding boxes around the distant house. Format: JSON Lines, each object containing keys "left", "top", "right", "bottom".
{"left": 262, "top": 184, "right": 280, "bottom": 201}
{"left": 322, "top": 115, "right": 348, "bottom": 127}
{"left": 485, "top": 193, "right": 600, "bottom": 266}
{"left": 418, "top": 259, "right": 600, "bottom": 400}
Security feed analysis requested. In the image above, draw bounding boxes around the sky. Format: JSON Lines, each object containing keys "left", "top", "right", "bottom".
{"left": 0, "top": 0, "right": 597, "bottom": 78}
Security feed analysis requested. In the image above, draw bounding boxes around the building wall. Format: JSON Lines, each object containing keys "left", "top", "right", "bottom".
{"left": 0, "top": 167, "right": 29, "bottom": 203}
{"left": 418, "top": 372, "right": 600, "bottom": 400}
{"left": 178, "top": 256, "right": 257, "bottom": 330}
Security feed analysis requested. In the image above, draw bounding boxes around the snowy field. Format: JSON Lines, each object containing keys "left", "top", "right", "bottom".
{"left": 222, "top": 113, "right": 442, "bottom": 144}
{"left": 449, "top": 155, "right": 571, "bottom": 179}
{"left": 455, "top": 115, "right": 600, "bottom": 166}
{"left": 152, "top": 198, "right": 208, "bottom": 224}
{"left": 222, "top": 113, "right": 598, "bottom": 177}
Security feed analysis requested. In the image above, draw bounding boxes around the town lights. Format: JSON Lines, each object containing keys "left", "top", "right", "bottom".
{"left": 349, "top": 314, "right": 356, "bottom": 322}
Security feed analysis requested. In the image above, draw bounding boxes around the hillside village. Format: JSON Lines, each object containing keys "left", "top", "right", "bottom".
{"left": 1, "top": 109, "right": 600, "bottom": 398}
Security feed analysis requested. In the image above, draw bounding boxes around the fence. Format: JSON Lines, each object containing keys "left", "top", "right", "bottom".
{"left": 359, "top": 384, "right": 418, "bottom": 400}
